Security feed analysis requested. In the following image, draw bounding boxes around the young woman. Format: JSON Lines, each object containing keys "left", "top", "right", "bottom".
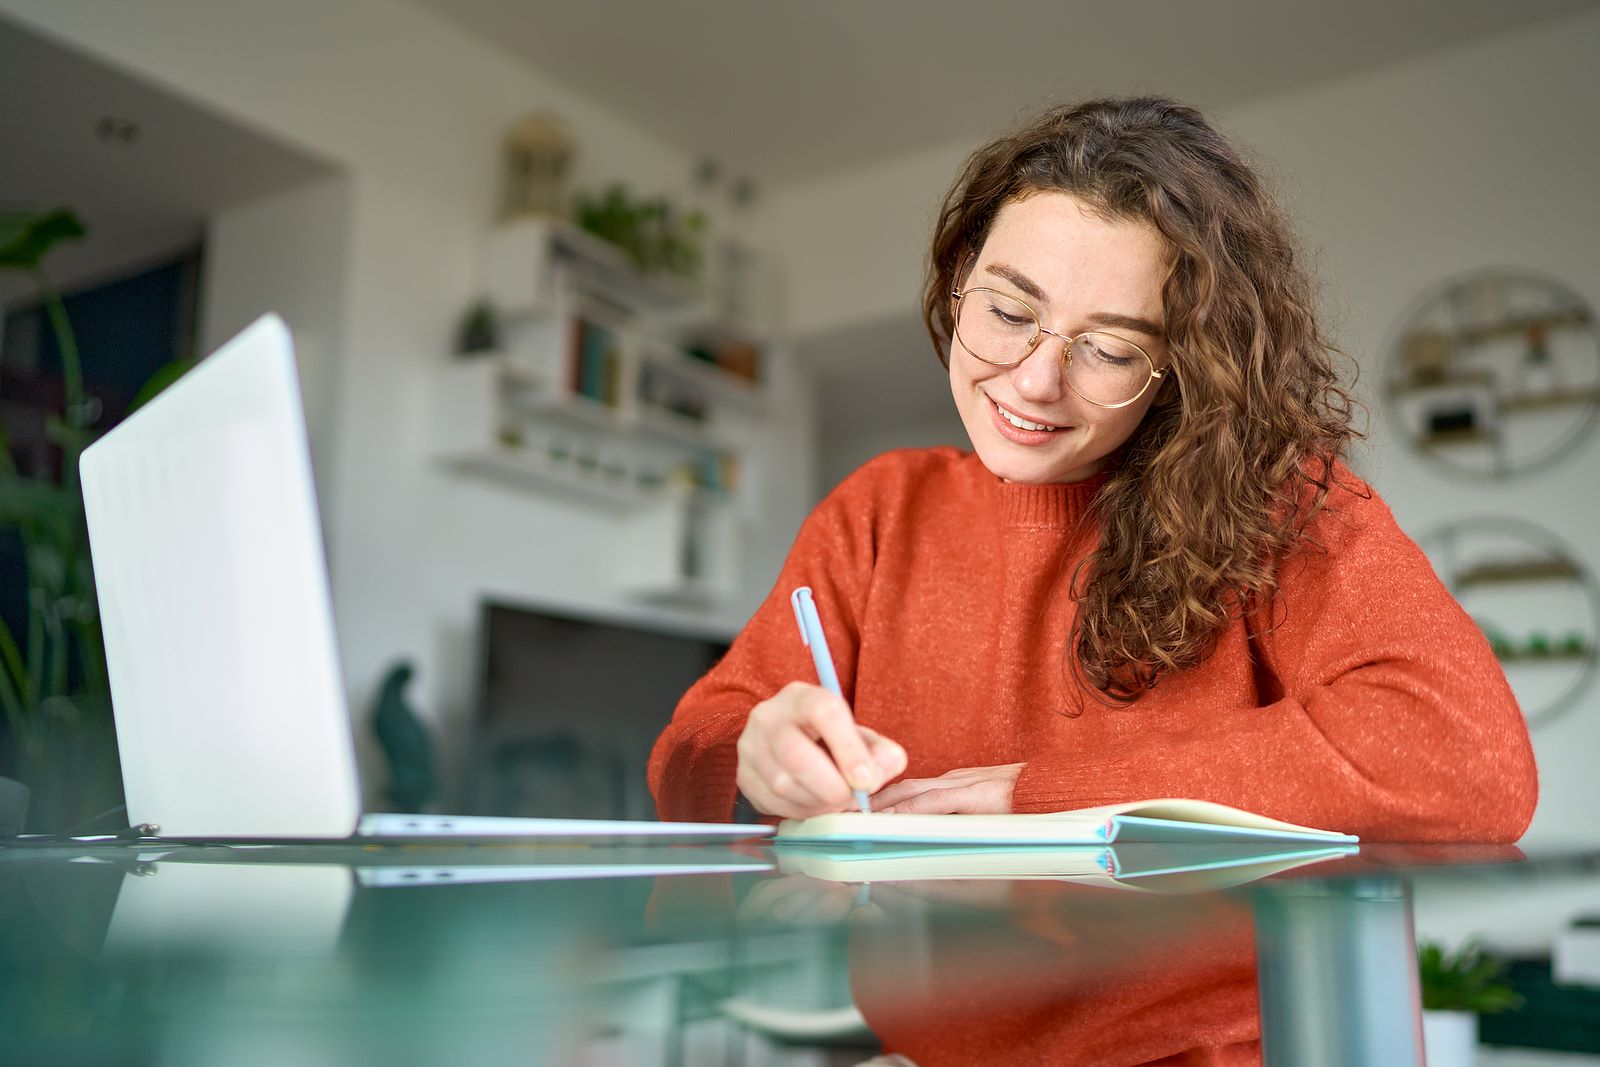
{"left": 648, "top": 96, "right": 1537, "bottom": 843}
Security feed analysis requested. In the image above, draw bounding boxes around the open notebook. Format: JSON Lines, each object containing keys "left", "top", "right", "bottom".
{"left": 776, "top": 798, "right": 1357, "bottom": 847}
{"left": 774, "top": 840, "right": 1359, "bottom": 893}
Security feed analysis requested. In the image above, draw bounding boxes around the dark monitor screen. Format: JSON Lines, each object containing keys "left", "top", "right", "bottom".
{"left": 467, "top": 600, "right": 730, "bottom": 820}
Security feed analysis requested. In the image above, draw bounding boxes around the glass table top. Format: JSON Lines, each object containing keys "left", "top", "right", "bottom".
{"left": 2, "top": 839, "right": 1594, "bottom": 1066}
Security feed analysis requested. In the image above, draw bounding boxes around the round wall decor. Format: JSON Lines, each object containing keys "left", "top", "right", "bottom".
{"left": 1385, "top": 269, "right": 1600, "bottom": 480}
{"left": 1417, "top": 516, "right": 1598, "bottom": 727}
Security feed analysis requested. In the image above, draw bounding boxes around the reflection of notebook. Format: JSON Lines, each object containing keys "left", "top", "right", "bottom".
{"left": 777, "top": 798, "right": 1356, "bottom": 847}
{"left": 774, "top": 841, "right": 1359, "bottom": 894}
{"left": 79, "top": 314, "right": 767, "bottom": 846}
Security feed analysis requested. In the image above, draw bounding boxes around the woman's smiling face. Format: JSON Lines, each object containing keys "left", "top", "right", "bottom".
{"left": 950, "top": 190, "right": 1172, "bottom": 484}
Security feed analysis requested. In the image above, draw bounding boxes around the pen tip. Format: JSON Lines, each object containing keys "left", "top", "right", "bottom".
{"left": 854, "top": 789, "right": 871, "bottom": 815}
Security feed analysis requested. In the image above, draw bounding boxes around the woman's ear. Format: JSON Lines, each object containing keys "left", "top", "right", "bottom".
{"left": 1148, "top": 362, "right": 1184, "bottom": 425}
{"left": 1157, "top": 350, "right": 1182, "bottom": 400}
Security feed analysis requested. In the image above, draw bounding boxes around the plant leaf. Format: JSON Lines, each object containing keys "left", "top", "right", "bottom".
{"left": 127, "top": 358, "right": 195, "bottom": 414}
{"left": 0, "top": 209, "right": 87, "bottom": 270}
{"left": 1417, "top": 938, "right": 1521, "bottom": 1014}
{"left": 0, "top": 479, "right": 79, "bottom": 526}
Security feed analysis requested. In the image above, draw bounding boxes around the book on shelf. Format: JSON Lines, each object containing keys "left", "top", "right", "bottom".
{"left": 774, "top": 840, "right": 1359, "bottom": 894}
{"left": 572, "top": 318, "right": 621, "bottom": 406}
{"left": 775, "top": 798, "right": 1357, "bottom": 848}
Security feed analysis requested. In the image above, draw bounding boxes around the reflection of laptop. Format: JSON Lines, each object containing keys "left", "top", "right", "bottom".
{"left": 114, "top": 843, "right": 775, "bottom": 888}
{"left": 80, "top": 314, "right": 765, "bottom": 845}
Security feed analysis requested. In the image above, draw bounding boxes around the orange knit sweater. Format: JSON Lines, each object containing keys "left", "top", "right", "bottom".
{"left": 648, "top": 447, "right": 1537, "bottom": 1064}
{"left": 648, "top": 447, "right": 1538, "bottom": 841}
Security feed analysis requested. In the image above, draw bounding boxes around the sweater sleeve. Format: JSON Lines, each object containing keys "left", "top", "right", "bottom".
{"left": 646, "top": 458, "right": 886, "bottom": 822}
{"left": 1010, "top": 476, "right": 1539, "bottom": 842}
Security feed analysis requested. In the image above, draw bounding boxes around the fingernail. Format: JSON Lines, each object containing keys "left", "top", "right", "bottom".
{"left": 851, "top": 763, "right": 876, "bottom": 790}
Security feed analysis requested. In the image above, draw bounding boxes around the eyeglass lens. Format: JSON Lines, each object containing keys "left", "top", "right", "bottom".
{"left": 955, "top": 289, "right": 1153, "bottom": 406}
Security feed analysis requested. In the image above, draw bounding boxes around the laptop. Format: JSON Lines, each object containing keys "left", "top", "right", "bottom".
{"left": 79, "top": 313, "right": 767, "bottom": 845}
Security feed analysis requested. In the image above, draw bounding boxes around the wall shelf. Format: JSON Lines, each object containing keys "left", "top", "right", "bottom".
{"left": 1388, "top": 369, "right": 1497, "bottom": 397}
{"left": 502, "top": 376, "right": 734, "bottom": 453}
{"left": 437, "top": 446, "right": 647, "bottom": 510}
{"left": 436, "top": 217, "right": 778, "bottom": 609}
{"left": 1384, "top": 270, "right": 1600, "bottom": 480}
{"left": 1422, "top": 516, "right": 1600, "bottom": 727}
{"left": 1454, "top": 307, "right": 1591, "bottom": 347}
{"left": 630, "top": 403, "right": 730, "bottom": 452}
{"left": 488, "top": 217, "right": 702, "bottom": 315}
{"left": 434, "top": 358, "right": 738, "bottom": 506}
{"left": 1498, "top": 649, "right": 1595, "bottom": 665}
{"left": 1457, "top": 558, "right": 1582, "bottom": 588}
{"left": 637, "top": 340, "right": 769, "bottom": 411}
{"left": 1501, "top": 386, "right": 1600, "bottom": 414}
{"left": 1420, "top": 427, "right": 1493, "bottom": 447}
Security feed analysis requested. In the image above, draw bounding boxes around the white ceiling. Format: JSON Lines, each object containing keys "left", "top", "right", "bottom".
{"left": 413, "top": 0, "right": 1600, "bottom": 189}
{"left": 0, "top": 16, "right": 332, "bottom": 305}
{"left": 7, "top": 2, "right": 1593, "bottom": 305}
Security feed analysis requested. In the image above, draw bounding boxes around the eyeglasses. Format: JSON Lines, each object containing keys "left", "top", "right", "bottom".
{"left": 950, "top": 285, "right": 1166, "bottom": 409}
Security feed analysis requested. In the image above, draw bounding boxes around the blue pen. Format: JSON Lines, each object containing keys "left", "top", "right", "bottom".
{"left": 790, "top": 586, "right": 871, "bottom": 815}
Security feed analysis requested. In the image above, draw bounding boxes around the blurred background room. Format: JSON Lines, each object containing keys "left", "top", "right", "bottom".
{"left": 1, "top": 2, "right": 1598, "bottom": 1060}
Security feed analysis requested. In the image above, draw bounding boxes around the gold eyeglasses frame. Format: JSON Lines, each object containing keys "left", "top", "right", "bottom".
{"left": 948, "top": 275, "right": 1168, "bottom": 411}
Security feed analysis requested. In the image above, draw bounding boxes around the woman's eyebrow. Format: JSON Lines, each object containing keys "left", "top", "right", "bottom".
{"left": 983, "top": 263, "right": 1049, "bottom": 305}
{"left": 983, "top": 261, "right": 1164, "bottom": 338}
{"left": 1088, "top": 310, "right": 1165, "bottom": 338}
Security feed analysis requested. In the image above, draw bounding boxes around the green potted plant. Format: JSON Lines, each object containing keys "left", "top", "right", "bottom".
{"left": 455, "top": 299, "right": 502, "bottom": 357}
{"left": 0, "top": 207, "right": 190, "bottom": 833}
{"left": 573, "top": 183, "right": 705, "bottom": 281}
{"left": 1418, "top": 939, "right": 1523, "bottom": 1067}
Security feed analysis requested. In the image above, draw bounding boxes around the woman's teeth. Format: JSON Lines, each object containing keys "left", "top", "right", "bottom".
{"left": 995, "top": 400, "right": 1057, "bottom": 432}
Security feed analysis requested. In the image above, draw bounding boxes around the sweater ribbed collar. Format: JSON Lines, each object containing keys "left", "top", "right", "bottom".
{"left": 966, "top": 453, "right": 1110, "bottom": 530}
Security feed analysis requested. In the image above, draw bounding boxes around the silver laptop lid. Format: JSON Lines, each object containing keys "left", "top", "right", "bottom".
{"left": 80, "top": 313, "right": 361, "bottom": 838}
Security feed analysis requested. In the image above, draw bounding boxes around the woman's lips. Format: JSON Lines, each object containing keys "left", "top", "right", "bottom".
{"left": 987, "top": 394, "right": 1067, "bottom": 445}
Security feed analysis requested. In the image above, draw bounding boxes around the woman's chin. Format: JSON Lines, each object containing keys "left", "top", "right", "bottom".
{"left": 974, "top": 445, "right": 1061, "bottom": 485}
{"left": 972, "top": 439, "right": 1102, "bottom": 485}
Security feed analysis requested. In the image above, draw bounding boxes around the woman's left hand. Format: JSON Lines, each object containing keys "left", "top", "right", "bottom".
{"left": 869, "top": 763, "right": 1023, "bottom": 815}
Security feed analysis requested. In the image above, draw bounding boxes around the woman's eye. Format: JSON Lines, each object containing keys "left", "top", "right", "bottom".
{"left": 986, "top": 304, "right": 1030, "bottom": 327}
{"left": 1088, "top": 345, "right": 1134, "bottom": 366}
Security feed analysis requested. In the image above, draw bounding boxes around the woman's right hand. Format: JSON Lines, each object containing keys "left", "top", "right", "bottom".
{"left": 736, "top": 681, "right": 907, "bottom": 820}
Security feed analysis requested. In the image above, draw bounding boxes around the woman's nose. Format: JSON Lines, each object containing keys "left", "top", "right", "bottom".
{"left": 1008, "top": 332, "right": 1068, "bottom": 405}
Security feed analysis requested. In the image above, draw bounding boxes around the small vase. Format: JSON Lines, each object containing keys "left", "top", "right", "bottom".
{"left": 1422, "top": 1009, "right": 1477, "bottom": 1067}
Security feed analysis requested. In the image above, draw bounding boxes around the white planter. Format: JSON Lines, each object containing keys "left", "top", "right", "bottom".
{"left": 1422, "top": 1009, "right": 1477, "bottom": 1067}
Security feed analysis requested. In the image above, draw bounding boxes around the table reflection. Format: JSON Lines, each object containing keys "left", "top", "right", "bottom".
{"left": 0, "top": 840, "right": 1557, "bottom": 1066}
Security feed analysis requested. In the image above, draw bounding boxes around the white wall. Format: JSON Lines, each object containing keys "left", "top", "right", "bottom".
{"left": 757, "top": 142, "right": 972, "bottom": 490}
{"left": 6, "top": 0, "right": 1593, "bottom": 846}
{"left": 761, "top": 7, "right": 1600, "bottom": 847}
{"left": 757, "top": 139, "right": 965, "bottom": 340}
{"left": 200, "top": 173, "right": 353, "bottom": 501}
{"left": 819, "top": 411, "right": 965, "bottom": 493}
{"left": 1220, "top": 8, "right": 1600, "bottom": 849}
{"left": 0, "top": 0, "right": 818, "bottom": 796}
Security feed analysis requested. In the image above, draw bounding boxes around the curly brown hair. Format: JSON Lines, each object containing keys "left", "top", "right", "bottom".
{"left": 922, "top": 96, "right": 1360, "bottom": 701}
